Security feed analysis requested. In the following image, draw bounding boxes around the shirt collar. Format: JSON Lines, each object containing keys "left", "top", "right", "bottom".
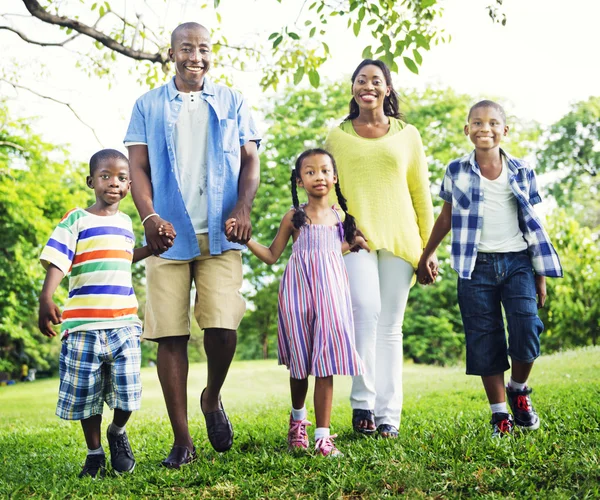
{"left": 466, "top": 148, "right": 526, "bottom": 173}
{"left": 166, "top": 76, "right": 216, "bottom": 102}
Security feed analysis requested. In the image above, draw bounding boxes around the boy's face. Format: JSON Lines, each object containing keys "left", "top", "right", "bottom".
{"left": 464, "top": 106, "right": 508, "bottom": 151}
{"left": 86, "top": 158, "right": 131, "bottom": 207}
{"left": 169, "top": 26, "right": 212, "bottom": 92}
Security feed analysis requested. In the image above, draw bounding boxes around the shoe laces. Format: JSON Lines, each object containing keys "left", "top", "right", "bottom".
{"left": 81, "top": 454, "right": 105, "bottom": 476}
{"left": 315, "top": 434, "right": 341, "bottom": 457}
{"left": 111, "top": 432, "right": 133, "bottom": 459}
{"left": 289, "top": 419, "right": 311, "bottom": 446}
{"left": 496, "top": 419, "right": 512, "bottom": 434}
{"left": 515, "top": 395, "right": 532, "bottom": 412}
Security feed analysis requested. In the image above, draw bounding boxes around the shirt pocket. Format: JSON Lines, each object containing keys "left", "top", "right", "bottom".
{"left": 452, "top": 184, "right": 471, "bottom": 210}
{"left": 220, "top": 119, "right": 239, "bottom": 154}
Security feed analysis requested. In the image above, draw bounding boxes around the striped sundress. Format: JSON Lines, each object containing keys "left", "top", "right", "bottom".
{"left": 277, "top": 209, "right": 363, "bottom": 379}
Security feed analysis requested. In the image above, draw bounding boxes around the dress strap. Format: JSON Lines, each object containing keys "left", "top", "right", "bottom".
{"left": 331, "top": 206, "right": 345, "bottom": 241}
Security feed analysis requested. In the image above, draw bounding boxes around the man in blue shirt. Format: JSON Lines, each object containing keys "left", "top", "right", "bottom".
{"left": 125, "top": 22, "right": 260, "bottom": 468}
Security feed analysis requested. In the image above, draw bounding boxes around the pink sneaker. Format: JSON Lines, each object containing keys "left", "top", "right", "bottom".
{"left": 315, "top": 434, "right": 343, "bottom": 457}
{"left": 287, "top": 414, "right": 312, "bottom": 450}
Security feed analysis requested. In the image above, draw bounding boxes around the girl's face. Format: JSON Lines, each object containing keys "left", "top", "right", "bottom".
{"left": 352, "top": 64, "right": 390, "bottom": 112}
{"left": 297, "top": 154, "right": 337, "bottom": 198}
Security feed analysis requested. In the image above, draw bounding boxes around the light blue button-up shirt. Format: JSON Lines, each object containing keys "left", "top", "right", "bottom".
{"left": 124, "top": 77, "right": 260, "bottom": 259}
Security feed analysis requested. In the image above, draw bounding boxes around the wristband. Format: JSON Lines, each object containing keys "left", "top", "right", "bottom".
{"left": 142, "top": 213, "right": 159, "bottom": 225}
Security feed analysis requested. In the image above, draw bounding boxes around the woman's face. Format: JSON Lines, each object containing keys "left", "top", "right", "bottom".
{"left": 352, "top": 64, "right": 390, "bottom": 112}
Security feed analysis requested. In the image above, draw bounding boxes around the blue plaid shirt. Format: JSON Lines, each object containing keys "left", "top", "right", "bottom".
{"left": 124, "top": 77, "right": 260, "bottom": 259}
{"left": 440, "top": 150, "right": 562, "bottom": 279}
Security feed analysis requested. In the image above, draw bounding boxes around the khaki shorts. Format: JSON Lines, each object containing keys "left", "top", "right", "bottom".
{"left": 143, "top": 234, "right": 246, "bottom": 340}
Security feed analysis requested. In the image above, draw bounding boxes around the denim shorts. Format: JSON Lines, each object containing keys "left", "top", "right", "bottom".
{"left": 457, "top": 251, "right": 544, "bottom": 376}
{"left": 56, "top": 325, "right": 142, "bottom": 420}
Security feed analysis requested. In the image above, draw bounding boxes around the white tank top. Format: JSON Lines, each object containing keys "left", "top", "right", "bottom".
{"left": 478, "top": 156, "right": 528, "bottom": 253}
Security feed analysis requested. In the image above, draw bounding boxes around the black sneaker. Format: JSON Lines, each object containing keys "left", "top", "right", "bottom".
{"left": 491, "top": 412, "right": 514, "bottom": 438}
{"left": 79, "top": 453, "right": 106, "bottom": 479}
{"left": 107, "top": 429, "right": 136, "bottom": 473}
{"left": 506, "top": 385, "right": 540, "bottom": 430}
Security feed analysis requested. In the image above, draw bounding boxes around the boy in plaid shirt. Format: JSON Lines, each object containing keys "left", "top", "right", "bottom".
{"left": 39, "top": 149, "right": 174, "bottom": 477}
{"left": 417, "top": 101, "right": 562, "bottom": 437}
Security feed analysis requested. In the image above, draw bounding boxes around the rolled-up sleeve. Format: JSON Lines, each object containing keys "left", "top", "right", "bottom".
{"left": 236, "top": 96, "right": 261, "bottom": 149}
{"left": 439, "top": 166, "right": 453, "bottom": 204}
{"left": 124, "top": 99, "right": 147, "bottom": 144}
{"left": 527, "top": 168, "right": 542, "bottom": 205}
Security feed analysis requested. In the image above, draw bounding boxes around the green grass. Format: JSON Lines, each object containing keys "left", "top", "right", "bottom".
{"left": 1, "top": 347, "right": 599, "bottom": 499}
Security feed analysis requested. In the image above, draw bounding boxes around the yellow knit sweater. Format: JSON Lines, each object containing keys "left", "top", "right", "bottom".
{"left": 325, "top": 118, "right": 434, "bottom": 271}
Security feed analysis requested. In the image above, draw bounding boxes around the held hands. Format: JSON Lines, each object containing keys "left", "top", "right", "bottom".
{"left": 38, "top": 298, "right": 62, "bottom": 337}
{"left": 349, "top": 235, "right": 370, "bottom": 253}
{"left": 226, "top": 204, "right": 252, "bottom": 244}
{"left": 144, "top": 216, "right": 176, "bottom": 255}
{"left": 225, "top": 217, "right": 237, "bottom": 238}
{"left": 417, "top": 253, "right": 439, "bottom": 285}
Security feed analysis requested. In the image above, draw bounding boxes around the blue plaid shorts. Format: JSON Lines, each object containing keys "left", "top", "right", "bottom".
{"left": 56, "top": 325, "right": 142, "bottom": 420}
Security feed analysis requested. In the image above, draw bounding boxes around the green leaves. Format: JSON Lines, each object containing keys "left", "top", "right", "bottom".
{"left": 403, "top": 56, "right": 419, "bottom": 74}
{"left": 308, "top": 69, "right": 320, "bottom": 88}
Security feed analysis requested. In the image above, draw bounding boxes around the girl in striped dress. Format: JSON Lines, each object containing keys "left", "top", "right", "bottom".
{"left": 226, "top": 149, "right": 367, "bottom": 457}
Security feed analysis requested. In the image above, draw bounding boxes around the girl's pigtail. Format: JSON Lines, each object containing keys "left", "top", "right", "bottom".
{"left": 290, "top": 169, "right": 308, "bottom": 230}
{"left": 334, "top": 181, "right": 357, "bottom": 244}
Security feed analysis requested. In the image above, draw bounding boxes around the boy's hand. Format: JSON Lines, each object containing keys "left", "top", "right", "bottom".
{"left": 144, "top": 216, "right": 175, "bottom": 254}
{"left": 535, "top": 274, "right": 546, "bottom": 308}
{"left": 417, "top": 254, "right": 439, "bottom": 285}
{"left": 157, "top": 223, "right": 176, "bottom": 242}
{"left": 38, "top": 298, "right": 62, "bottom": 337}
{"left": 349, "top": 235, "right": 370, "bottom": 253}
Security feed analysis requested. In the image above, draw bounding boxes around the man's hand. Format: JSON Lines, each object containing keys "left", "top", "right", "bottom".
{"left": 144, "top": 216, "right": 176, "bottom": 254}
{"left": 535, "top": 274, "right": 546, "bottom": 308}
{"left": 226, "top": 204, "right": 252, "bottom": 244}
{"left": 417, "top": 253, "right": 439, "bottom": 285}
{"left": 39, "top": 298, "right": 62, "bottom": 337}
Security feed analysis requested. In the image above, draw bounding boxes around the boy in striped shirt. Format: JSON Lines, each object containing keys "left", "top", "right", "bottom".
{"left": 39, "top": 149, "right": 174, "bottom": 478}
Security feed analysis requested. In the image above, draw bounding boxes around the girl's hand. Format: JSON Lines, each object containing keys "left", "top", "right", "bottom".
{"left": 225, "top": 218, "right": 237, "bottom": 236}
{"left": 350, "top": 235, "right": 370, "bottom": 253}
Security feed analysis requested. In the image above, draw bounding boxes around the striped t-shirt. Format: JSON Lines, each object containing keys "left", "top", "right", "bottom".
{"left": 40, "top": 208, "right": 142, "bottom": 335}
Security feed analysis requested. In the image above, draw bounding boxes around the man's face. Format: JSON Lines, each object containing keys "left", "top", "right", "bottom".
{"left": 169, "top": 26, "right": 212, "bottom": 92}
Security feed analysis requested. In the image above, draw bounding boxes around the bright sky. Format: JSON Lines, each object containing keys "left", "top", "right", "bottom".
{"left": 2, "top": 0, "right": 599, "bottom": 163}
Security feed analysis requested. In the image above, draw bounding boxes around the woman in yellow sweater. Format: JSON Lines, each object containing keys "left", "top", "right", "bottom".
{"left": 325, "top": 59, "right": 434, "bottom": 438}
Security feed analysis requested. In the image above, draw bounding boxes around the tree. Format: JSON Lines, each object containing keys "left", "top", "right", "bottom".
{"left": 537, "top": 96, "right": 600, "bottom": 230}
{"left": 1, "top": 0, "right": 506, "bottom": 90}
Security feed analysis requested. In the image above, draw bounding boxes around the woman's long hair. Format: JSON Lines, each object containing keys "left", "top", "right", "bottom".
{"left": 290, "top": 148, "right": 357, "bottom": 244}
{"left": 346, "top": 59, "right": 402, "bottom": 121}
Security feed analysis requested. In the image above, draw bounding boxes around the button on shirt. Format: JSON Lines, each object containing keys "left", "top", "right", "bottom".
{"left": 173, "top": 91, "right": 210, "bottom": 234}
{"left": 439, "top": 149, "right": 562, "bottom": 279}
{"left": 124, "top": 77, "right": 260, "bottom": 259}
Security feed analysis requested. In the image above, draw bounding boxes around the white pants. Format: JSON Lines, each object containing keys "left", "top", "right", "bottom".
{"left": 344, "top": 249, "right": 414, "bottom": 428}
